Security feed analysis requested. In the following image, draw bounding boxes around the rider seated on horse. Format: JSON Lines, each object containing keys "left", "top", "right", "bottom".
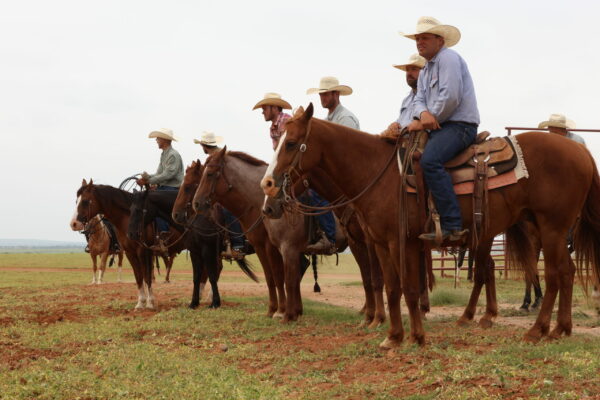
{"left": 196, "top": 131, "right": 246, "bottom": 260}
{"left": 136, "top": 128, "right": 184, "bottom": 254}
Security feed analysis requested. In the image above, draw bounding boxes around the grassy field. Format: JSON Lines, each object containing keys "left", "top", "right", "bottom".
{"left": 1, "top": 253, "right": 599, "bottom": 399}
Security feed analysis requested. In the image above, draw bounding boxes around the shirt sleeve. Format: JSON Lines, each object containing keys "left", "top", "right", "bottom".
{"left": 338, "top": 115, "right": 360, "bottom": 130}
{"left": 413, "top": 71, "right": 428, "bottom": 120}
{"left": 428, "top": 51, "right": 463, "bottom": 123}
{"left": 149, "top": 153, "right": 180, "bottom": 185}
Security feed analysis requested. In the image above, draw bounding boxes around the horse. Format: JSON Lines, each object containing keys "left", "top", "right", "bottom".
{"left": 192, "top": 149, "right": 347, "bottom": 323}
{"left": 127, "top": 187, "right": 259, "bottom": 309}
{"left": 261, "top": 103, "right": 600, "bottom": 348}
{"left": 82, "top": 215, "right": 123, "bottom": 284}
{"left": 71, "top": 179, "right": 187, "bottom": 309}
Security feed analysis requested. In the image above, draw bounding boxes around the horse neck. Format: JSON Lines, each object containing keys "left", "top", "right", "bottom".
{"left": 218, "top": 156, "right": 266, "bottom": 225}
{"left": 93, "top": 186, "right": 132, "bottom": 238}
{"left": 309, "top": 121, "right": 396, "bottom": 207}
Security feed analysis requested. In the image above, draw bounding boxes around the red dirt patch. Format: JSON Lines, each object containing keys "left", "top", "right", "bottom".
{"left": 0, "top": 340, "right": 62, "bottom": 370}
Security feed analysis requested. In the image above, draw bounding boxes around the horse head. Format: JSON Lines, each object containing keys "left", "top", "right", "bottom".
{"left": 193, "top": 146, "right": 230, "bottom": 215}
{"left": 70, "top": 178, "right": 100, "bottom": 230}
{"left": 260, "top": 103, "right": 318, "bottom": 199}
{"left": 127, "top": 189, "right": 152, "bottom": 241}
{"left": 172, "top": 159, "right": 203, "bottom": 224}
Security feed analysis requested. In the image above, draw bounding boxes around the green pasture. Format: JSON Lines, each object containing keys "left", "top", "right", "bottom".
{"left": 1, "top": 253, "right": 599, "bottom": 399}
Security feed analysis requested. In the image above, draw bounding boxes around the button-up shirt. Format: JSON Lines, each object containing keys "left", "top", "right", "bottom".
{"left": 270, "top": 112, "right": 291, "bottom": 150}
{"left": 397, "top": 90, "right": 417, "bottom": 129}
{"left": 326, "top": 104, "right": 360, "bottom": 130}
{"left": 567, "top": 131, "right": 586, "bottom": 145}
{"left": 413, "top": 47, "right": 480, "bottom": 125}
{"left": 148, "top": 145, "right": 184, "bottom": 187}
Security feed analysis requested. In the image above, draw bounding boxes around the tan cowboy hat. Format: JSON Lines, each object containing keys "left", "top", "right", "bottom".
{"left": 193, "top": 131, "right": 223, "bottom": 146}
{"left": 252, "top": 92, "right": 292, "bottom": 110}
{"left": 393, "top": 53, "right": 427, "bottom": 71}
{"left": 306, "top": 76, "right": 353, "bottom": 96}
{"left": 538, "top": 113, "right": 576, "bottom": 129}
{"left": 148, "top": 128, "right": 178, "bottom": 141}
{"left": 400, "top": 16, "right": 461, "bottom": 48}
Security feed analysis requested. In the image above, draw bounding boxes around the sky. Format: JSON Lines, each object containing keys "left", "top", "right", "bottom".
{"left": 2, "top": 0, "right": 599, "bottom": 242}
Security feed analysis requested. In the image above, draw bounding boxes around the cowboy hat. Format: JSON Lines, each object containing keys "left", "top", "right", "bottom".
{"left": 193, "top": 131, "right": 223, "bottom": 146}
{"left": 538, "top": 113, "right": 576, "bottom": 129}
{"left": 400, "top": 16, "right": 461, "bottom": 48}
{"left": 306, "top": 76, "right": 353, "bottom": 96}
{"left": 148, "top": 128, "right": 178, "bottom": 141}
{"left": 393, "top": 53, "right": 427, "bottom": 71}
{"left": 252, "top": 92, "right": 292, "bottom": 110}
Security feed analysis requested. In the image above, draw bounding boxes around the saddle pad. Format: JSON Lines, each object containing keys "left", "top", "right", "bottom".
{"left": 406, "top": 169, "right": 518, "bottom": 195}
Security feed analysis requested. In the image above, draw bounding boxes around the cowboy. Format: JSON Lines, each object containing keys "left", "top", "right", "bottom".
{"left": 538, "top": 113, "right": 586, "bottom": 145}
{"left": 194, "top": 132, "right": 246, "bottom": 260}
{"left": 381, "top": 53, "right": 427, "bottom": 139}
{"left": 401, "top": 17, "right": 480, "bottom": 242}
{"left": 253, "top": 93, "right": 292, "bottom": 151}
{"left": 307, "top": 76, "right": 359, "bottom": 130}
{"left": 137, "top": 128, "right": 184, "bottom": 251}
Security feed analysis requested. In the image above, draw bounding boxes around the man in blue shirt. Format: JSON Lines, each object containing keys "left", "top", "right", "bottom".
{"left": 402, "top": 17, "right": 480, "bottom": 242}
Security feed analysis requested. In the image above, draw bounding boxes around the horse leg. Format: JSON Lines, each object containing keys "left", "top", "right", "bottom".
{"left": 531, "top": 274, "right": 544, "bottom": 310}
{"left": 418, "top": 251, "right": 430, "bottom": 319}
{"left": 205, "top": 246, "right": 221, "bottom": 309}
{"left": 524, "top": 229, "right": 564, "bottom": 342}
{"left": 282, "top": 249, "right": 301, "bottom": 323}
{"left": 467, "top": 251, "right": 474, "bottom": 282}
{"left": 458, "top": 239, "right": 493, "bottom": 325}
{"left": 368, "top": 240, "right": 386, "bottom": 328}
{"left": 90, "top": 253, "right": 98, "bottom": 284}
{"left": 349, "top": 239, "right": 376, "bottom": 327}
{"left": 117, "top": 252, "right": 123, "bottom": 282}
{"left": 143, "top": 250, "right": 156, "bottom": 309}
{"left": 374, "top": 244, "right": 404, "bottom": 349}
{"left": 189, "top": 251, "right": 202, "bottom": 309}
{"left": 520, "top": 279, "right": 532, "bottom": 311}
{"left": 403, "top": 240, "right": 426, "bottom": 345}
{"left": 98, "top": 252, "right": 108, "bottom": 284}
{"left": 256, "top": 245, "right": 278, "bottom": 317}
{"left": 126, "top": 252, "right": 146, "bottom": 309}
{"left": 479, "top": 243, "right": 498, "bottom": 328}
{"left": 548, "top": 254, "right": 575, "bottom": 338}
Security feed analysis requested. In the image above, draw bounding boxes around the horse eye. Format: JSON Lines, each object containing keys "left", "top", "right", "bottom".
{"left": 286, "top": 141, "right": 297, "bottom": 151}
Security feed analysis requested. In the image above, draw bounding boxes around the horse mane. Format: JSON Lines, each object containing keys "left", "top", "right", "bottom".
{"left": 227, "top": 151, "right": 268, "bottom": 166}
{"left": 89, "top": 184, "right": 133, "bottom": 211}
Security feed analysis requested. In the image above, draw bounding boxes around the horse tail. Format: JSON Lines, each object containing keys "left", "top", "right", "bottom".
{"left": 235, "top": 258, "right": 259, "bottom": 283}
{"left": 312, "top": 254, "right": 321, "bottom": 293}
{"left": 573, "top": 156, "right": 600, "bottom": 294}
{"left": 504, "top": 221, "right": 538, "bottom": 282}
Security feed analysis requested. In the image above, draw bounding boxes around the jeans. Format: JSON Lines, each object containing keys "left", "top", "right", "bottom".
{"left": 222, "top": 208, "right": 245, "bottom": 249}
{"left": 309, "top": 189, "right": 336, "bottom": 243}
{"left": 420, "top": 122, "right": 477, "bottom": 231}
{"left": 155, "top": 186, "right": 179, "bottom": 232}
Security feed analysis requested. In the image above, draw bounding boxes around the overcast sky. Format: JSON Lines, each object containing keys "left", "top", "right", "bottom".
{"left": 2, "top": 0, "right": 599, "bottom": 242}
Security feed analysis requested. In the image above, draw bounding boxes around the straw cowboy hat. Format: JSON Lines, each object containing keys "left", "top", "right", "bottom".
{"left": 400, "top": 16, "right": 461, "bottom": 48}
{"left": 148, "top": 128, "right": 178, "bottom": 141}
{"left": 538, "top": 113, "right": 576, "bottom": 129}
{"left": 193, "top": 131, "right": 223, "bottom": 146}
{"left": 252, "top": 92, "right": 292, "bottom": 110}
{"left": 306, "top": 76, "right": 353, "bottom": 96}
{"left": 393, "top": 53, "right": 427, "bottom": 71}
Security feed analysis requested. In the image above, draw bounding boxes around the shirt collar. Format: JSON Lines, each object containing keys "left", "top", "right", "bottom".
{"left": 427, "top": 46, "right": 448, "bottom": 64}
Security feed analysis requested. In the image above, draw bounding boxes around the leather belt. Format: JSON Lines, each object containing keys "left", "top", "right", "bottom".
{"left": 447, "top": 120, "right": 479, "bottom": 128}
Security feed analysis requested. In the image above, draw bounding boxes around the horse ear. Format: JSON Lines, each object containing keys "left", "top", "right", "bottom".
{"left": 89, "top": 178, "right": 94, "bottom": 185}
{"left": 219, "top": 146, "right": 227, "bottom": 156}
{"left": 304, "top": 103, "right": 314, "bottom": 121}
{"left": 82, "top": 178, "right": 87, "bottom": 186}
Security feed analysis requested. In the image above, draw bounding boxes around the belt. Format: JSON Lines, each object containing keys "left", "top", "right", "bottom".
{"left": 446, "top": 120, "right": 479, "bottom": 128}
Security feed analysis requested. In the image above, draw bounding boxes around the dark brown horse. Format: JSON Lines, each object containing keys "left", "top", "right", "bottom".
{"left": 262, "top": 104, "right": 600, "bottom": 348}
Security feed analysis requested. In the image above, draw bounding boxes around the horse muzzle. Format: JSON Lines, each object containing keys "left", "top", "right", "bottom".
{"left": 262, "top": 195, "right": 284, "bottom": 219}
{"left": 261, "top": 175, "right": 282, "bottom": 198}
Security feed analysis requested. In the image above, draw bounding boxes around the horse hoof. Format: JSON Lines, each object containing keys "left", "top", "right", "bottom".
{"left": 272, "top": 312, "right": 284, "bottom": 319}
{"left": 523, "top": 330, "right": 542, "bottom": 343}
{"left": 478, "top": 318, "right": 494, "bottom": 329}
{"left": 410, "top": 334, "right": 426, "bottom": 347}
{"left": 456, "top": 316, "right": 472, "bottom": 327}
{"left": 134, "top": 303, "right": 144, "bottom": 310}
{"left": 188, "top": 303, "right": 199, "bottom": 309}
{"left": 379, "top": 337, "right": 401, "bottom": 350}
{"left": 368, "top": 320, "right": 382, "bottom": 329}
{"left": 208, "top": 304, "right": 221, "bottom": 309}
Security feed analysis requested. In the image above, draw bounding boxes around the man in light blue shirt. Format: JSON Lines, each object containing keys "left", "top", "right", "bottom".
{"left": 402, "top": 17, "right": 480, "bottom": 242}
{"left": 395, "top": 54, "right": 426, "bottom": 129}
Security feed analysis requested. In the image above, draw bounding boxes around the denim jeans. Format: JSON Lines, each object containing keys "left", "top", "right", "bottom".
{"left": 222, "top": 208, "right": 245, "bottom": 249}
{"left": 308, "top": 189, "right": 336, "bottom": 243}
{"left": 155, "top": 186, "right": 179, "bottom": 232}
{"left": 420, "top": 122, "right": 477, "bottom": 231}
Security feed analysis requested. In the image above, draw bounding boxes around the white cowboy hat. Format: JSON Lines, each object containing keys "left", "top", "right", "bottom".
{"left": 193, "top": 131, "right": 223, "bottom": 146}
{"left": 400, "top": 16, "right": 461, "bottom": 48}
{"left": 252, "top": 92, "right": 292, "bottom": 110}
{"left": 306, "top": 76, "right": 353, "bottom": 96}
{"left": 148, "top": 128, "right": 178, "bottom": 141}
{"left": 393, "top": 53, "right": 427, "bottom": 71}
{"left": 538, "top": 113, "right": 576, "bottom": 129}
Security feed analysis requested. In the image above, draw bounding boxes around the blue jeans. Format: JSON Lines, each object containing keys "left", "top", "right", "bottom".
{"left": 309, "top": 190, "right": 336, "bottom": 243}
{"left": 420, "top": 122, "right": 477, "bottom": 231}
{"left": 222, "top": 208, "right": 245, "bottom": 249}
{"left": 155, "top": 186, "right": 179, "bottom": 232}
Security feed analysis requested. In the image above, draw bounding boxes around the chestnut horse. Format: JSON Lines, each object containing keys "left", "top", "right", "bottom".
{"left": 192, "top": 149, "right": 347, "bottom": 323}
{"left": 173, "top": 159, "right": 286, "bottom": 317}
{"left": 71, "top": 179, "right": 187, "bottom": 309}
{"left": 262, "top": 104, "right": 600, "bottom": 348}
{"left": 82, "top": 215, "right": 123, "bottom": 284}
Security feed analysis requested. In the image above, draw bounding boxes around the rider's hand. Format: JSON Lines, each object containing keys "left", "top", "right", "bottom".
{"left": 419, "top": 111, "right": 441, "bottom": 130}
{"left": 136, "top": 178, "right": 147, "bottom": 186}
{"left": 380, "top": 122, "right": 401, "bottom": 139}
{"left": 407, "top": 119, "right": 424, "bottom": 132}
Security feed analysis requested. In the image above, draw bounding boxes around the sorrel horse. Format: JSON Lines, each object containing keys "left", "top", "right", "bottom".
{"left": 82, "top": 215, "right": 123, "bottom": 284}
{"left": 262, "top": 104, "right": 600, "bottom": 347}
{"left": 192, "top": 149, "right": 346, "bottom": 323}
{"left": 173, "top": 159, "right": 286, "bottom": 317}
{"left": 70, "top": 179, "right": 185, "bottom": 309}
{"left": 128, "top": 187, "right": 259, "bottom": 309}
